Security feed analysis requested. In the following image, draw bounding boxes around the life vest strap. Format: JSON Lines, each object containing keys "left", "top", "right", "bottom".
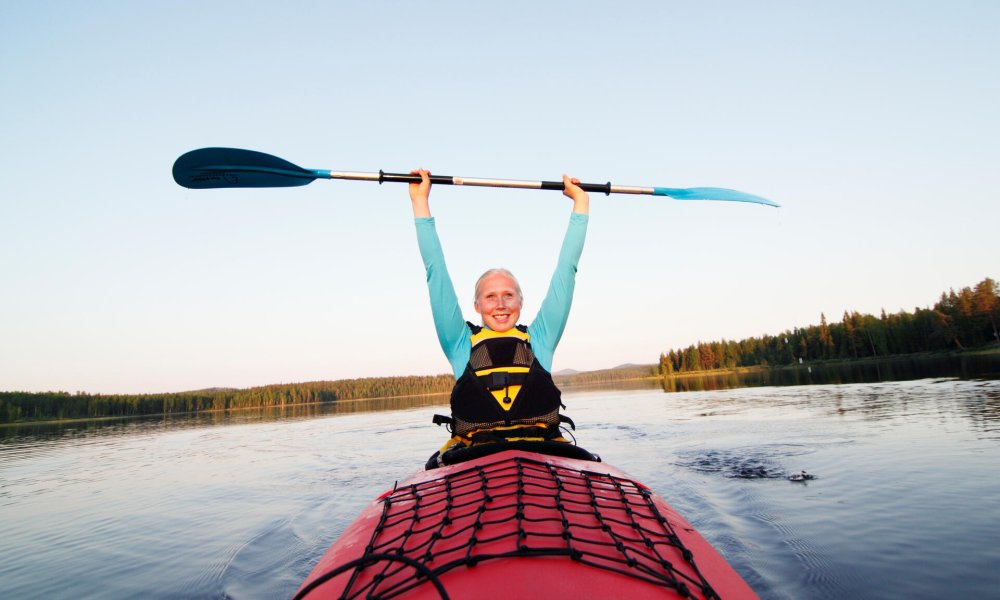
{"left": 452, "top": 407, "right": 561, "bottom": 437}
{"left": 434, "top": 411, "right": 576, "bottom": 453}
{"left": 466, "top": 423, "right": 565, "bottom": 445}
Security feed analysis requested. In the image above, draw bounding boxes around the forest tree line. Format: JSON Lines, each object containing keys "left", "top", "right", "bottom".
{"left": 6, "top": 277, "right": 998, "bottom": 424}
{"left": 660, "top": 277, "right": 1000, "bottom": 375}
{"left": 1, "top": 375, "right": 455, "bottom": 424}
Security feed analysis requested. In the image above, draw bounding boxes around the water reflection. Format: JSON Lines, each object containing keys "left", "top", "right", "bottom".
{"left": 0, "top": 394, "right": 450, "bottom": 445}
{"left": 961, "top": 385, "right": 1000, "bottom": 439}
{"left": 661, "top": 352, "right": 1000, "bottom": 394}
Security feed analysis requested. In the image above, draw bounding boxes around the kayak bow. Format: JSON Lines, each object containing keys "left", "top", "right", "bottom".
{"left": 295, "top": 447, "right": 757, "bottom": 599}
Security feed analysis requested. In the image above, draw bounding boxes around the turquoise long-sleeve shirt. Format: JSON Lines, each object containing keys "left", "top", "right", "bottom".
{"left": 415, "top": 213, "right": 588, "bottom": 379}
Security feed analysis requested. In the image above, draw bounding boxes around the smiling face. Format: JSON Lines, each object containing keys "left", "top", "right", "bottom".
{"left": 474, "top": 272, "right": 523, "bottom": 332}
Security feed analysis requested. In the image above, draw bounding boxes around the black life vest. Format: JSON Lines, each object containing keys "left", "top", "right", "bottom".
{"left": 447, "top": 322, "right": 565, "bottom": 443}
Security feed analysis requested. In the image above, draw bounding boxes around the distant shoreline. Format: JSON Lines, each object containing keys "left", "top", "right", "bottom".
{"left": 5, "top": 348, "right": 998, "bottom": 428}
{"left": 556, "top": 347, "right": 1000, "bottom": 386}
{"left": 674, "top": 347, "right": 1000, "bottom": 377}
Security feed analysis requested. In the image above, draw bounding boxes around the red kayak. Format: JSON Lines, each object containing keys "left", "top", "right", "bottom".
{"left": 295, "top": 444, "right": 758, "bottom": 599}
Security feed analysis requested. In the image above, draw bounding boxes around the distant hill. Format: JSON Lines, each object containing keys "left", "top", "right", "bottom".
{"left": 554, "top": 363, "right": 658, "bottom": 386}
{"left": 553, "top": 368, "right": 581, "bottom": 376}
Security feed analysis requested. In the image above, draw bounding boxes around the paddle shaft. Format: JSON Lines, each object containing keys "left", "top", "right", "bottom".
{"left": 327, "top": 170, "right": 644, "bottom": 196}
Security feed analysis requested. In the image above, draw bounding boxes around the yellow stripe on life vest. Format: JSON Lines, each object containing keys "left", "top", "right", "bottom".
{"left": 461, "top": 423, "right": 554, "bottom": 442}
{"left": 470, "top": 326, "right": 531, "bottom": 346}
{"left": 473, "top": 366, "right": 530, "bottom": 377}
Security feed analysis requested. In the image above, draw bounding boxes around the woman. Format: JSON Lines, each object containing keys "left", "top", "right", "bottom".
{"left": 409, "top": 169, "right": 589, "bottom": 453}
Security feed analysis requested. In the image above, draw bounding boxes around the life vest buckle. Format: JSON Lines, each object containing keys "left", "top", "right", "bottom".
{"left": 490, "top": 372, "right": 510, "bottom": 389}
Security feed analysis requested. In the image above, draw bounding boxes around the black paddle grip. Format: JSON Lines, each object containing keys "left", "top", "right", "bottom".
{"left": 379, "top": 171, "right": 454, "bottom": 185}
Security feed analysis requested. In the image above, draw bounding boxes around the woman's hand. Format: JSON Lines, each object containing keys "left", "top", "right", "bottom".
{"left": 409, "top": 168, "right": 431, "bottom": 218}
{"left": 562, "top": 174, "right": 590, "bottom": 215}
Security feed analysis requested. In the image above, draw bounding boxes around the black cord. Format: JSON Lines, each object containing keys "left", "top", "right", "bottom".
{"left": 291, "top": 553, "right": 449, "bottom": 600}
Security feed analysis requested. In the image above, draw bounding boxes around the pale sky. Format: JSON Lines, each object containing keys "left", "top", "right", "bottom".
{"left": 2, "top": 2, "right": 997, "bottom": 394}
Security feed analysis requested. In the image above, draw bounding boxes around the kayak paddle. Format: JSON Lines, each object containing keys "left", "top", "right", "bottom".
{"left": 172, "top": 147, "right": 779, "bottom": 207}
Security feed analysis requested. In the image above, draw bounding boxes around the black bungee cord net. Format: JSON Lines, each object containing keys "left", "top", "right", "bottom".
{"left": 298, "top": 455, "right": 721, "bottom": 600}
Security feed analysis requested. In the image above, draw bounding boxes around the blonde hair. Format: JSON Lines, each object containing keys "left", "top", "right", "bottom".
{"left": 474, "top": 268, "right": 523, "bottom": 304}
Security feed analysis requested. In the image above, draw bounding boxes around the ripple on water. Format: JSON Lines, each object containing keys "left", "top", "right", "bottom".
{"left": 213, "top": 517, "right": 310, "bottom": 600}
{"left": 675, "top": 444, "right": 819, "bottom": 480}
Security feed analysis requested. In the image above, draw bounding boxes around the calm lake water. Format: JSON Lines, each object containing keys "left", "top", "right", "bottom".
{"left": 2, "top": 378, "right": 999, "bottom": 599}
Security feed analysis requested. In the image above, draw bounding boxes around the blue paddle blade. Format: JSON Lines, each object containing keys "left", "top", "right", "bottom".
{"left": 653, "top": 186, "right": 779, "bottom": 207}
{"left": 173, "top": 147, "right": 329, "bottom": 189}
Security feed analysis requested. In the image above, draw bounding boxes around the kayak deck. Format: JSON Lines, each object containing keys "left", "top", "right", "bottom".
{"left": 296, "top": 449, "right": 756, "bottom": 599}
